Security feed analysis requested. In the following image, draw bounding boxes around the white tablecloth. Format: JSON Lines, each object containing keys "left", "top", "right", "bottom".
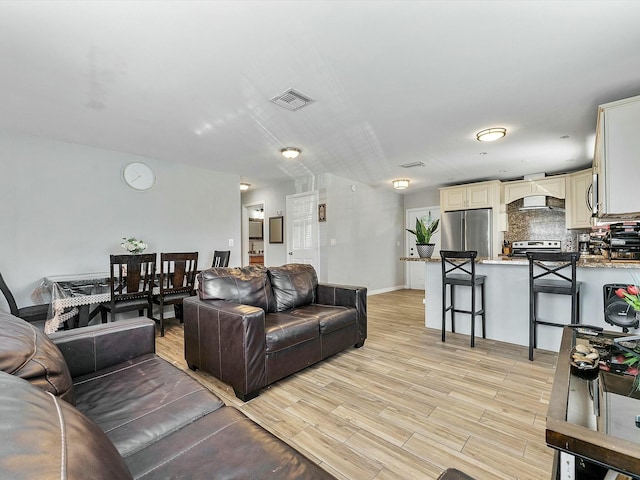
{"left": 34, "top": 272, "right": 111, "bottom": 334}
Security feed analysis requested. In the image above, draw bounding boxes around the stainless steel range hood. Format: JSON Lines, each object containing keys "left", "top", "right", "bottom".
{"left": 518, "top": 173, "right": 566, "bottom": 212}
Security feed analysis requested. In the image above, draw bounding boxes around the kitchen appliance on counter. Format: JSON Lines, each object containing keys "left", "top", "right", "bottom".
{"left": 510, "top": 240, "right": 562, "bottom": 257}
{"left": 440, "top": 208, "right": 492, "bottom": 258}
{"left": 578, "top": 233, "right": 591, "bottom": 255}
{"left": 604, "top": 222, "right": 640, "bottom": 260}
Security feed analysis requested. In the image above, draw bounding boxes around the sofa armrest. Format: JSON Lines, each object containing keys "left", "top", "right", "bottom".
{"left": 183, "top": 296, "right": 266, "bottom": 400}
{"left": 317, "top": 283, "right": 367, "bottom": 344}
{"left": 49, "top": 317, "right": 156, "bottom": 379}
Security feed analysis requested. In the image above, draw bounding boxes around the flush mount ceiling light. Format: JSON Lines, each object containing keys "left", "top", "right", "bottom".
{"left": 476, "top": 127, "right": 507, "bottom": 142}
{"left": 392, "top": 179, "right": 410, "bottom": 190}
{"left": 280, "top": 147, "right": 301, "bottom": 159}
{"left": 239, "top": 183, "right": 250, "bottom": 191}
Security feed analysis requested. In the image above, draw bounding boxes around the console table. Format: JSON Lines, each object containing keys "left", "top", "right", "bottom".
{"left": 547, "top": 327, "right": 640, "bottom": 479}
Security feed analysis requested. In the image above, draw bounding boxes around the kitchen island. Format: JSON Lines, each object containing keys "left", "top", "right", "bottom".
{"left": 402, "top": 256, "right": 640, "bottom": 353}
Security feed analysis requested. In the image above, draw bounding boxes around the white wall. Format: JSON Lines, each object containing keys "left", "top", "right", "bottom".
{"left": 242, "top": 179, "right": 296, "bottom": 266}
{"left": 244, "top": 174, "right": 405, "bottom": 293}
{"left": 403, "top": 187, "right": 440, "bottom": 210}
{"left": 322, "top": 174, "right": 405, "bottom": 293}
{"left": 0, "top": 132, "right": 241, "bottom": 309}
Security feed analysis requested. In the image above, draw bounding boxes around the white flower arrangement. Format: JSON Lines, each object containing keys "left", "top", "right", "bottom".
{"left": 121, "top": 237, "right": 147, "bottom": 254}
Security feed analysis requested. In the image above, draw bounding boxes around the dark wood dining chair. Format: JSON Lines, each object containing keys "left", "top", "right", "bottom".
{"left": 99, "top": 253, "right": 156, "bottom": 324}
{"left": 212, "top": 250, "right": 230, "bottom": 267}
{"left": 152, "top": 252, "right": 198, "bottom": 337}
{"left": 0, "top": 270, "right": 49, "bottom": 328}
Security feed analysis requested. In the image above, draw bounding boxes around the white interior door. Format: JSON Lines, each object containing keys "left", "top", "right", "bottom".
{"left": 405, "top": 206, "right": 441, "bottom": 290}
{"left": 286, "top": 192, "right": 319, "bottom": 272}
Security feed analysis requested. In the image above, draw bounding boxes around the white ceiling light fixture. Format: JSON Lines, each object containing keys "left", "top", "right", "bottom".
{"left": 239, "top": 182, "right": 250, "bottom": 191}
{"left": 392, "top": 179, "right": 410, "bottom": 190}
{"left": 476, "top": 127, "right": 507, "bottom": 142}
{"left": 281, "top": 147, "right": 301, "bottom": 159}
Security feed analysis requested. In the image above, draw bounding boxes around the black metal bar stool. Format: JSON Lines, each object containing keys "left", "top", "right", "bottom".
{"left": 441, "top": 250, "right": 486, "bottom": 347}
{"left": 527, "top": 251, "right": 582, "bottom": 361}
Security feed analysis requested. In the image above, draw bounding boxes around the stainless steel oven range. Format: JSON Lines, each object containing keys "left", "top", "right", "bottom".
{"left": 511, "top": 240, "right": 562, "bottom": 257}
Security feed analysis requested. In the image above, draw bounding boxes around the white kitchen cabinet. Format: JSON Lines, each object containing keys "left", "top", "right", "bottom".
{"left": 503, "top": 175, "right": 566, "bottom": 204}
{"left": 594, "top": 94, "right": 640, "bottom": 219}
{"left": 566, "top": 169, "right": 593, "bottom": 229}
{"left": 440, "top": 185, "right": 467, "bottom": 211}
{"left": 440, "top": 180, "right": 500, "bottom": 212}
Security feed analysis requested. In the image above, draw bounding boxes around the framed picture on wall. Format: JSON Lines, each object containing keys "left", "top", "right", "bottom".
{"left": 269, "top": 216, "right": 284, "bottom": 243}
{"left": 318, "top": 203, "right": 326, "bottom": 222}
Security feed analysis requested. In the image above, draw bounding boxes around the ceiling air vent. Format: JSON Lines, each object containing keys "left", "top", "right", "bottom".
{"left": 399, "top": 161, "right": 425, "bottom": 169}
{"left": 270, "top": 88, "right": 316, "bottom": 111}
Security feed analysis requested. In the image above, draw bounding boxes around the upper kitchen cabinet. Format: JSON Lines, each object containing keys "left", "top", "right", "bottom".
{"left": 566, "top": 169, "right": 593, "bottom": 229}
{"left": 503, "top": 175, "right": 566, "bottom": 204}
{"left": 440, "top": 180, "right": 501, "bottom": 212}
{"left": 594, "top": 95, "right": 640, "bottom": 219}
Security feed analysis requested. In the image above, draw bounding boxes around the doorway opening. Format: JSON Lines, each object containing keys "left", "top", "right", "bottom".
{"left": 242, "top": 201, "right": 265, "bottom": 266}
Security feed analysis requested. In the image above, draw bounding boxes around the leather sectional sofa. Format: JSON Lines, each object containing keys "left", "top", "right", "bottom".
{"left": 184, "top": 263, "right": 367, "bottom": 401}
{"left": 0, "top": 310, "right": 335, "bottom": 479}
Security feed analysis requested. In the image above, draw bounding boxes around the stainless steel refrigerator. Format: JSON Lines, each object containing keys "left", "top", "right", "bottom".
{"left": 440, "top": 208, "right": 492, "bottom": 257}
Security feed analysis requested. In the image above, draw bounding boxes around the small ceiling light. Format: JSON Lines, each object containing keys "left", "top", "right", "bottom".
{"left": 281, "top": 147, "right": 301, "bottom": 159}
{"left": 476, "top": 127, "right": 507, "bottom": 142}
{"left": 392, "top": 179, "right": 410, "bottom": 190}
{"left": 239, "top": 183, "right": 250, "bottom": 191}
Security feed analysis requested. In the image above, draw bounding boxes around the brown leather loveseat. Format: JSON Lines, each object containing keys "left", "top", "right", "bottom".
{"left": 0, "top": 310, "right": 335, "bottom": 479}
{"left": 184, "top": 263, "right": 367, "bottom": 401}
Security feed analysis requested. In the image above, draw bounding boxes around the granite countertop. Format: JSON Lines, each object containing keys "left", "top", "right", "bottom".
{"left": 400, "top": 255, "right": 640, "bottom": 269}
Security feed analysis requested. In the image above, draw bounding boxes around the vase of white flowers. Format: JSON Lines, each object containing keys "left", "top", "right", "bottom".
{"left": 121, "top": 237, "right": 147, "bottom": 254}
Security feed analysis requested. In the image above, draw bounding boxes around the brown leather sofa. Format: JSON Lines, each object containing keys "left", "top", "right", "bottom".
{"left": 0, "top": 310, "right": 335, "bottom": 479}
{"left": 184, "top": 263, "right": 367, "bottom": 401}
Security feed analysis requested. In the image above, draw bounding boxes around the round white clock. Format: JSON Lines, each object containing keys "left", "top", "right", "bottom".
{"left": 122, "top": 162, "right": 155, "bottom": 191}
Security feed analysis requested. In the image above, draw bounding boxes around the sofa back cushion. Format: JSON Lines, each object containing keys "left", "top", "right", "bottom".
{"left": 0, "top": 310, "right": 74, "bottom": 404}
{"left": 268, "top": 264, "right": 318, "bottom": 312}
{"left": 0, "top": 371, "right": 133, "bottom": 480}
{"left": 198, "top": 266, "right": 276, "bottom": 312}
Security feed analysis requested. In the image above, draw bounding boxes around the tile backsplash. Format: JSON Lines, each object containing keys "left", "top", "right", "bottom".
{"left": 503, "top": 197, "right": 589, "bottom": 251}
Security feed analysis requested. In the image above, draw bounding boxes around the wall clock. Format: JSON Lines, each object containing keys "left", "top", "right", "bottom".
{"left": 122, "top": 162, "right": 155, "bottom": 191}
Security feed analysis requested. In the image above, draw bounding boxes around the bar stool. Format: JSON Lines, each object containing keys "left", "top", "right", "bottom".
{"left": 527, "top": 251, "right": 582, "bottom": 361}
{"left": 441, "top": 250, "right": 486, "bottom": 347}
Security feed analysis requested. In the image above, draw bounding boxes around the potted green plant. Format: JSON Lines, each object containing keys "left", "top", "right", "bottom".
{"left": 406, "top": 212, "right": 439, "bottom": 258}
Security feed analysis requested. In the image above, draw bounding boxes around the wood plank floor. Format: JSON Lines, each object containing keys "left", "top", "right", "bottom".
{"left": 156, "top": 289, "right": 558, "bottom": 480}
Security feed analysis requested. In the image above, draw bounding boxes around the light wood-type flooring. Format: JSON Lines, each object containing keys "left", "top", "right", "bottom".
{"left": 156, "top": 289, "right": 558, "bottom": 480}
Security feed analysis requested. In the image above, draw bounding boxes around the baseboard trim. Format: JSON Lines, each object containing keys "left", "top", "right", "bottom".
{"left": 368, "top": 285, "right": 405, "bottom": 296}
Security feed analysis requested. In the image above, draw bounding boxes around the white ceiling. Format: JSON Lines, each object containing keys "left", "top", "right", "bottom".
{"left": 2, "top": 1, "right": 640, "bottom": 192}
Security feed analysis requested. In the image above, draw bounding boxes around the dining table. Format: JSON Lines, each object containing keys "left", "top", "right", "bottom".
{"left": 33, "top": 270, "right": 197, "bottom": 334}
{"left": 33, "top": 272, "right": 112, "bottom": 334}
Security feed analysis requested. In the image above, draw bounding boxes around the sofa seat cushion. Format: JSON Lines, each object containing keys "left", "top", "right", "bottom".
{"left": 124, "top": 406, "right": 334, "bottom": 480}
{"left": 0, "top": 310, "right": 74, "bottom": 404}
{"left": 296, "top": 304, "right": 355, "bottom": 334}
{"left": 0, "top": 371, "right": 133, "bottom": 480}
{"left": 198, "top": 266, "right": 276, "bottom": 312}
{"left": 268, "top": 264, "right": 318, "bottom": 311}
{"left": 73, "top": 354, "right": 225, "bottom": 457}
{"left": 265, "top": 312, "right": 320, "bottom": 353}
